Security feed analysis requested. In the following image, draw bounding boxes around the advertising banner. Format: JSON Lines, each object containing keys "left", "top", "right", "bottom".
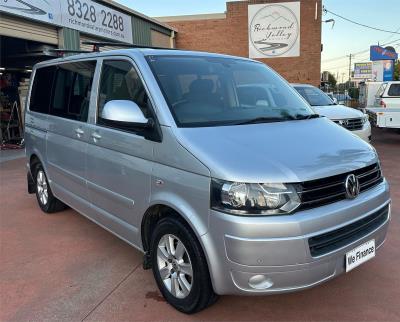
{"left": 248, "top": 2, "right": 300, "bottom": 58}
{"left": 372, "top": 60, "right": 394, "bottom": 82}
{"left": 354, "top": 62, "right": 372, "bottom": 79}
{"left": 370, "top": 45, "right": 398, "bottom": 61}
{"left": 382, "top": 60, "right": 394, "bottom": 81}
{"left": 0, "top": 0, "right": 133, "bottom": 44}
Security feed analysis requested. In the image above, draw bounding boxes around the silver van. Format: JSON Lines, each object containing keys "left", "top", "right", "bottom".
{"left": 25, "top": 49, "right": 391, "bottom": 313}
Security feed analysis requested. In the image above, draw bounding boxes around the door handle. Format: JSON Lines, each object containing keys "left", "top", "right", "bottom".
{"left": 91, "top": 132, "right": 102, "bottom": 141}
{"left": 75, "top": 128, "right": 84, "bottom": 137}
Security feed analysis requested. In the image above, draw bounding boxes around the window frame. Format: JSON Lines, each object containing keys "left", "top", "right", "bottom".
{"left": 95, "top": 57, "right": 162, "bottom": 142}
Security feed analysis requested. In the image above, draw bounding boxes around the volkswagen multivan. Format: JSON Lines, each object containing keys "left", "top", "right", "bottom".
{"left": 25, "top": 49, "right": 391, "bottom": 313}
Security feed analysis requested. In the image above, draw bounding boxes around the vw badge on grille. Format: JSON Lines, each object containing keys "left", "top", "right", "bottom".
{"left": 345, "top": 174, "right": 360, "bottom": 199}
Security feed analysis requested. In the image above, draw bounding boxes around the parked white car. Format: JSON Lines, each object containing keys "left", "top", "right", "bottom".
{"left": 292, "top": 84, "right": 371, "bottom": 142}
{"left": 374, "top": 81, "right": 400, "bottom": 108}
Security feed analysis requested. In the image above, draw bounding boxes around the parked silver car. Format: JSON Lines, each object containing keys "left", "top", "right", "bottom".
{"left": 25, "top": 49, "right": 391, "bottom": 313}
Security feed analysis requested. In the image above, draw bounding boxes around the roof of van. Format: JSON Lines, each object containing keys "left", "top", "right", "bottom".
{"left": 34, "top": 48, "right": 257, "bottom": 68}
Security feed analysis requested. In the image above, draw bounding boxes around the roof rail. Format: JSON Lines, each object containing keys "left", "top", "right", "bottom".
{"left": 81, "top": 41, "right": 176, "bottom": 52}
{"left": 50, "top": 49, "right": 91, "bottom": 57}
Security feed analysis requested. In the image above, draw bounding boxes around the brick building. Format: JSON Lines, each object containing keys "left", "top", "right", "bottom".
{"left": 157, "top": 0, "right": 322, "bottom": 86}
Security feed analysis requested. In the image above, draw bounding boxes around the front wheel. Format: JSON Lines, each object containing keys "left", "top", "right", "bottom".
{"left": 150, "top": 216, "right": 218, "bottom": 313}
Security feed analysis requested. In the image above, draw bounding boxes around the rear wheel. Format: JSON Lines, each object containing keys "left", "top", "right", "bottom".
{"left": 33, "top": 163, "right": 67, "bottom": 213}
{"left": 150, "top": 216, "right": 218, "bottom": 313}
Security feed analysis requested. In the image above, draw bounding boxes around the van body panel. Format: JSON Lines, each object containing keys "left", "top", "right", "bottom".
{"left": 173, "top": 117, "right": 377, "bottom": 183}
{"left": 46, "top": 116, "right": 89, "bottom": 202}
{"left": 85, "top": 123, "right": 153, "bottom": 240}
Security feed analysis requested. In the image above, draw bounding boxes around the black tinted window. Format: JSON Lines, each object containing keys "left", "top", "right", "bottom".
{"left": 50, "top": 61, "right": 96, "bottom": 122}
{"left": 30, "top": 66, "right": 56, "bottom": 113}
{"left": 388, "top": 84, "right": 400, "bottom": 96}
{"left": 98, "top": 60, "right": 151, "bottom": 121}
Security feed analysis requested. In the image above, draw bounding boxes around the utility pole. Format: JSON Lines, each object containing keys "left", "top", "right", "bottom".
{"left": 347, "top": 54, "right": 352, "bottom": 91}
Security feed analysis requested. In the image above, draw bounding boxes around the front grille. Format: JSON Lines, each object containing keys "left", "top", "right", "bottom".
{"left": 334, "top": 118, "right": 363, "bottom": 131}
{"left": 298, "top": 163, "right": 383, "bottom": 210}
{"left": 308, "top": 204, "right": 389, "bottom": 257}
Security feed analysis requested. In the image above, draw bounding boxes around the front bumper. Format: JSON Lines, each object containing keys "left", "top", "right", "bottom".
{"left": 352, "top": 122, "right": 371, "bottom": 142}
{"left": 202, "top": 179, "right": 390, "bottom": 295}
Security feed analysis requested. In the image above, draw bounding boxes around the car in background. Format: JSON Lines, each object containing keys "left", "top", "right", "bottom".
{"left": 292, "top": 84, "right": 371, "bottom": 142}
{"left": 333, "top": 93, "right": 351, "bottom": 105}
{"left": 374, "top": 81, "right": 400, "bottom": 108}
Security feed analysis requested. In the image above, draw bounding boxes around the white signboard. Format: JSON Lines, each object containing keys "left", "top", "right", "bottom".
{"left": 0, "top": 0, "right": 133, "bottom": 44}
{"left": 0, "top": 0, "right": 61, "bottom": 25}
{"left": 248, "top": 2, "right": 300, "bottom": 58}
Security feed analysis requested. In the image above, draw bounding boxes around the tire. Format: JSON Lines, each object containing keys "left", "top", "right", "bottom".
{"left": 150, "top": 216, "right": 218, "bottom": 313}
{"left": 32, "top": 162, "right": 67, "bottom": 213}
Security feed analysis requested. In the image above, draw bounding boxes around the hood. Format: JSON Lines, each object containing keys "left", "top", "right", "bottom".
{"left": 174, "top": 117, "right": 377, "bottom": 183}
{"left": 313, "top": 104, "right": 364, "bottom": 120}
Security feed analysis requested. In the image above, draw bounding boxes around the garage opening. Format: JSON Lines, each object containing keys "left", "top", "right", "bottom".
{"left": 0, "top": 36, "right": 57, "bottom": 147}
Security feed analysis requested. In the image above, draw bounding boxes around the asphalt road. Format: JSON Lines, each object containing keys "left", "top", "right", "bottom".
{"left": 1, "top": 128, "right": 399, "bottom": 321}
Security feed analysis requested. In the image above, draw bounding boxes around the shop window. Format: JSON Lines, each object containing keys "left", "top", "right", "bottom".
{"left": 49, "top": 61, "right": 96, "bottom": 122}
{"left": 29, "top": 66, "right": 56, "bottom": 114}
{"left": 98, "top": 60, "right": 151, "bottom": 127}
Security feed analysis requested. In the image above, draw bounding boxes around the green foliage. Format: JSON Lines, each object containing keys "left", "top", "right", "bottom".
{"left": 348, "top": 87, "right": 359, "bottom": 99}
{"left": 327, "top": 72, "right": 337, "bottom": 88}
{"left": 394, "top": 60, "right": 399, "bottom": 81}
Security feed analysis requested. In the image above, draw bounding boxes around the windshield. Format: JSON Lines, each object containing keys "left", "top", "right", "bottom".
{"left": 293, "top": 86, "right": 335, "bottom": 107}
{"left": 146, "top": 55, "right": 314, "bottom": 127}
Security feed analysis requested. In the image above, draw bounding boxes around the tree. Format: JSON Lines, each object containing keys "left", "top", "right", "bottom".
{"left": 394, "top": 60, "right": 399, "bottom": 81}
{"left": 327, "top": 72, "right": 337, "bottom": 88}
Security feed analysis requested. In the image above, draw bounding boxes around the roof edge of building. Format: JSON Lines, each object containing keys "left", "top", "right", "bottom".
{"left": 154, "top": 13, "right": 227, "bottom": 22}
{"left": 99, "top": 0, "right": 177, "bottom": 32}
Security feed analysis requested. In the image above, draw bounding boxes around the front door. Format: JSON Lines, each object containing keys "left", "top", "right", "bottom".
{"left": 86, "top": 58, "right": 155, "bottom": 245}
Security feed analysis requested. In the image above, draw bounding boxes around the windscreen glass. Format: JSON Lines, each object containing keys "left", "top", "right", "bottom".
{"left": 147, "top": 55, "right": 313, "bottom": 127}
{"left": 294, "top": 86, "right": 335, "bottom": 107}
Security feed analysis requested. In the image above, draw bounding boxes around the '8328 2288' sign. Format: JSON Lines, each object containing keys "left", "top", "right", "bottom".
{"left": 248, "top": 2, "right": 300, "bottom": 58}
{"left": 61, "top": 0, "right": 133, "bottom": 43}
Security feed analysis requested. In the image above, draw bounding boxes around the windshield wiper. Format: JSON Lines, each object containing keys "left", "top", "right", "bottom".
{"left": 294, "top": 114, "right": 320, "bottom": 120}
{"left": 236, "top": 117, "right": 287, "bottom": 125}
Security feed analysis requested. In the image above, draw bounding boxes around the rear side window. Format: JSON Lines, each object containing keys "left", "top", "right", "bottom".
{"left": 29, "top": 66, "right": 56, "bottom": 113}
{"left": 388, "top": 84, "right": 400, "bottom": 96}
{"left": 50, "top": 61, "right": 96, "bottom": 122}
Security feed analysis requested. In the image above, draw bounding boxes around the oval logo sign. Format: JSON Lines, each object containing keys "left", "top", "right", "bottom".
{"left": 249, "top": 3, "right": 300, "bottom": 58}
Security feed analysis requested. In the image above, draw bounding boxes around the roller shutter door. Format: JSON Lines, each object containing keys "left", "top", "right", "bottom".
{"left": 0, "top": 14, "right": 58, "bottom": 44}
{"left": 80, "top": 34, "right": 126, "bottom": 52}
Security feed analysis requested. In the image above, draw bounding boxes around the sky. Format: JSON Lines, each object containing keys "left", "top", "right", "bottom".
{"left": 116, "top": 0, "right": 400, "bottom": 82}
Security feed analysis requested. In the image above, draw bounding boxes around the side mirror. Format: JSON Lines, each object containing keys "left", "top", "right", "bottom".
{"left": 332, "top": 98, "right": 338, "bottom": 105}
{"left": 101, "top": 100, "right": 153, "bottom": 129}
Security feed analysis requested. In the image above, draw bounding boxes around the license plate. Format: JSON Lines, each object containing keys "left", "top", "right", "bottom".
{"left": 346, "top": 239, "right": 375, "bottom": 272}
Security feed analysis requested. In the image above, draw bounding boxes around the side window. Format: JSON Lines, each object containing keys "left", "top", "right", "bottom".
{"left": 98, "top": 60, "right": 152, "bottom": 127}
{"left": 388, "top": 84, "right": 400, "bottom": 97}
{"left": 49, "top": 61, "right": 96, "bottom": 122}
{"left": 29, "top": 66, "right": 56, "bottom": 113}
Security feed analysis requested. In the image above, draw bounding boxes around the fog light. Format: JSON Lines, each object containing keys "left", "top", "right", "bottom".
{"left": 248, "top": 275, "right": 274, "bottom": 290}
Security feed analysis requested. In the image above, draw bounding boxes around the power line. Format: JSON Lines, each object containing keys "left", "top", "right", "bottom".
{"left": 321, "top": 38, "right": 400, "bottom": 63}
{"left": 323, "top": 7, "right": 400, "bottom": 35}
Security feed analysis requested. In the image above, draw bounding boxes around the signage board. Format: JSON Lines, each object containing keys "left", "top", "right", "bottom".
{"left": 0, "top": 0, "right": 133, "bottom": 44}
{"left": 354, "top": 62, "right": 372, "bottom": 79}
{"left": 372, "top": 60, "right": 394, "bottom": 82}
{"left": 248, "top": 2, "right": 300, "bottom": 58}
{"left": 370, "top": 45, "right": 398, "bottom": 61}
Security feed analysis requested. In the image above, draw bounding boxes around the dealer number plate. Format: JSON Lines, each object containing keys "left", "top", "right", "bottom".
{"left": 346, "top": 239, "right": 375, "bottom": 272}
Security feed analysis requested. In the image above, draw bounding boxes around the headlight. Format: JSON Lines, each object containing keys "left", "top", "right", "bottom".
{"left": 211, "top": 179, "right": 301, "bottom": 215}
